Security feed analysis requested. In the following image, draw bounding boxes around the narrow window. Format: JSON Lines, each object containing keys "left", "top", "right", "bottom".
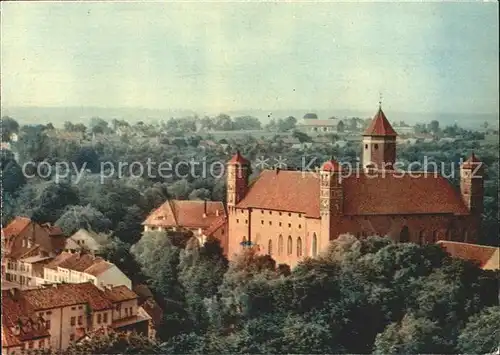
{"left": 278, "top": 235, "right": 283, "bottom": 255}
{"left": 268, "top": 239, "right": 273, "bottom": 255}
{"left": 287, "top": 236, "right": 293, "bottom": 255}
{"left": 297, "top": 237, "right": 303, "bottom": 257}
{"left": 312, "top": 233, "right": 318, "bottom": 257}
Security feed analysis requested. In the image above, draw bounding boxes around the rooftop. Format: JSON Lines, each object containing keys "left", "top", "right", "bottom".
{"left": 437, "top": 241, "right": 499, "bottom": 270}
{"left": 363, "top": 107, "right": 397, "bottom": 137}
{"left": 236, "top": 169, "right": 468, "bottom": 218}
{"left": 144, "top": 200, "right": 226, "bottom": 229}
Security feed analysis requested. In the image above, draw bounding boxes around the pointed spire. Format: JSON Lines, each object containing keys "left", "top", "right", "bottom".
{"left": 462, "top": 151, "right": 482, "bottom": 169}
{"left": 363, "top": 105, "right": 397, "bottom": 137}
{"left": 228, "top": 150, "right": 250, "bottom": 165}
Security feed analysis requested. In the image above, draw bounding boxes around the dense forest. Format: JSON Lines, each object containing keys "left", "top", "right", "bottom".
{"left": 1, "top": 115, "right": 499, "bottom": 354}
{"left": 18, "top": 235, "right": 500, "bottom": 354}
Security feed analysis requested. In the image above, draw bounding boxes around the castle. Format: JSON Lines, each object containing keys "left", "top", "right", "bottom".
{"left": 225, "top": 107, "right": 484, "bottom": 267}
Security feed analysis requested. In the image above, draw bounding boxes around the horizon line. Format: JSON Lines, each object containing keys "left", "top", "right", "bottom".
{"left": 2, "top": 105, "right": 498, "bottom": 117}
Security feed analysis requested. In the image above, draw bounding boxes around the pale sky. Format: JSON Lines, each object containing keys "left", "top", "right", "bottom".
{"left": 1, "top": 1, "right": 498, "bottom": 114}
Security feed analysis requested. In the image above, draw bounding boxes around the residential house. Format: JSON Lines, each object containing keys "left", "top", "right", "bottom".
{"left": 64, "top": 228, "right": 105, "bottom": 254}
{"left": 143, "top": 200, "right": 227, "bottom": 246}
{"left": 43, "top": 251, "right": 132, "bottom": 289}
{"left": 1, "top": 282, "right": 151, "bottom": 354}
{"left": 2, "top": 217, "right": 66, "bottom": 283}
{"left": 297, "top": 114, "right": 339, "bottom": 134}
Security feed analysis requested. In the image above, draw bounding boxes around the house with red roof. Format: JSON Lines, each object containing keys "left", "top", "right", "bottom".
{"left": 42, "top": 251, "right": 132, "bottom": 290}
{"left": 2, "top": 217, "right": 67, "bottom": 286}
{"left": 225, "top": 106, "right": 484, "bottom": 267}
{"left": 1, "top": 282, "right": 152, "bottom": 354}
{"left": 143, "top": 199, "right": 227, "bottom": 249}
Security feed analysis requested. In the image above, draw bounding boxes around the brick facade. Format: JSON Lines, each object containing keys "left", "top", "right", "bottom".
{"left": 226, "top": 108, "right": 484, "bottom": 268}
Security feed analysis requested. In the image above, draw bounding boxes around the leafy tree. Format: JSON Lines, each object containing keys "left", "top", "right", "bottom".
{"left": 188, "top": 188, "right": 211, "bottom": 201}
{"left": 167, "top": 179, "right": 192, "bottom": 200}
{"left": 1, "top": 116, "right": 20, "bottom": 141}
{"left": 178, "top": 237, "right": 228, "bottom": 329}
{"left": 373, "top": 314, "right": 446, "bottom": 354}
{"left": 292, "top": 130, "right": 313, "bottom": 143}
{"left": 72, "top": 147, "right": 100, "bottom": 173}
{"left": 98, "top": 237, "right": 146, "bottom": 285}
{"left": 55, "top": 204, "right": 112, "bottom": 236}
{"left": 114, "top": 204, "right": 144, "bottom": 244}
{"left": 429, "top": 120, "right": 440, "bottom": 133}
{"left": 68, "top": 331, "right": 161, "bottom": 354}
{"left": 337, "top": 120, "right": 345, "bottom": 133}
{"left": 233, "top": 116, "right": 261, "bottom": 130}
{"left": 89, "top": 117, "right": 109, "bottom": 134}
{"left": 16, "top": 181, "right": 80, "bottom": 223}
{"left": 1, "top": 152, "right": 26, "bottom": 194}
{"left": 277, "top": 116, "right": 297, "bottom": 132}
{"left": 131, "top": 230, "right": 191, "bottom": 300}
{"left": 457, "top": 306, "right": 500, "bottom": 354}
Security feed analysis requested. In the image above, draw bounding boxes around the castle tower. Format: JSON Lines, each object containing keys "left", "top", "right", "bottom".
{"left": 460, "top": 153, "right": 484, "bottom": 214}
{"left": 319, "top": 158, "right": 343, "bottom": 245}
{"left": 362, "top": 105, "right": 397, "bottom": 169}
{"left": 226, "top": 151, "right": 251, "bottom": 208}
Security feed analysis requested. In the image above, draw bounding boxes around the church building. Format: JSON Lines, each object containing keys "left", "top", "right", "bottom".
{"left": 225, "top": 107, "right": 484, "bottom": 267}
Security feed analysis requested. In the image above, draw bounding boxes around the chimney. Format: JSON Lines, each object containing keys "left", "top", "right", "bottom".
{"left": 203, "top": 200, "right": 207, "bottom": 218}
{"left": 216, "top": 209, "right": 220, "bottom": 217}
{"left": 276, "top": 168, "right": 280, "bottom": 174}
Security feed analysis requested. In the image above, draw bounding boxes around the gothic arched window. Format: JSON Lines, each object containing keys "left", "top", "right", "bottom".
{"left": 287, "top": 236, "right": 293, "bottom": 255}
{"left": 419, "top": 230, "right": 425, "bottom": 245}
{"left": 297, "top": 237, "right": 303, "bottom": 257}
{"left": 278, "top": 235, "right": 283, "bottom": 255}
{"left": 432, "top": 230, "right": 438, "bottom": 243}
{"left": 268, "top": 239, "right": 272, "bottom": 255}
{"left": 312, "top": 233, "right": 318, "bottom": 257}
{"left": 400, "top": 226, "right": 410, "bottom": 243}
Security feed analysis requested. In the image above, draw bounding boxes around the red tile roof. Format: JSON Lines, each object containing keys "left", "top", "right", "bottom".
{"left": 2, "top": 217, "right": 32, "bottom": 238}
{"left": 203, "top": 214, "right": 227, "bottom": 237}
{"left": 144, "top": 200, "right": 226, "bottom": 229}
{"left": 2, "top": 217, "right": 67, "bottom": 259}
{"left": 23, "top": 282, "right": 113, "bottom": 311}
{"left": 84, "top": 260, "right": 114, "bottom": 276}
{"left": 0, "top": 292, "right": 50, "bottom": 348}
{"left": 1, "top": 283, "right": 140, "bottom": 347}
{"left": 102, "top": 285, "right": 137, "bottom": 303}
{"left": 363, "top": 107, "right": 397, "bottom": 137}
{"left": 45, "top": 251, "right": 115, "bottom": 276}
{"left": 236, "top": 170, "right": 468, "bottom": 218}
{"left": 228, "top": 150, "right": 250, "bottom": 165}
{"left": 437, "top": 241, "right": 499, "bottom": 270}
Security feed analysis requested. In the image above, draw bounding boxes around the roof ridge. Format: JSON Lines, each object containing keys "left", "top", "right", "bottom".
{"left": 168, "top": 200, "right": 179, "bottom": 225}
